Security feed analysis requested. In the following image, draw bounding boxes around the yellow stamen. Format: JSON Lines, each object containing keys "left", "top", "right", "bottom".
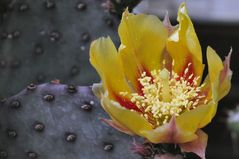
{"left": 123, "top": 68, "right": 206, "bottom": 127}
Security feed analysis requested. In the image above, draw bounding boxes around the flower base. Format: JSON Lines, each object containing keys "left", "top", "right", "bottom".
{"left": 132, "top": 142, "right": 201, "bottom": 159}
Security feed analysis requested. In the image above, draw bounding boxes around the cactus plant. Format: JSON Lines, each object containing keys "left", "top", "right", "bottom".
{"left": 0, "top": 82, "right": 142, "bottom": 159}
{"left": 0, "top": 82, "right": 207, "bottom": 159}
{"left": 0, "top": 0, "right": 143, "bottom": 98}
{"left": 0, "top": 0, "right": 122, "bottom": 98}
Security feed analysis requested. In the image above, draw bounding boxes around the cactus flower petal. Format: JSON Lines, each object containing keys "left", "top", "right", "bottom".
{"left": 218, "top": 49, "right": 232, "bottom": 100}
{"left": 141, "top": 116, "right": 197, "bottom": 144}
{"left": 92, "top": 82, "right": 152, "bottom": 135}
{"left": 101, "top": 93, "right": 153, "bottom": 136}
{"left": 141, "top": 101, "right": 214, "bottom": 144}
{"left": 100, "top": 118, "right": 135, "bottom": 135}
{"left": 180, "top": 130, "right": 208, "bottom": 159}
{"left": 167, "top": 3, "right": 204, "bottom": 84}
{"left": 118, "top": 8, "right": 168, "bottom": 92}
{"left": 90, "top": 37, "right": 140, "bottom": 111}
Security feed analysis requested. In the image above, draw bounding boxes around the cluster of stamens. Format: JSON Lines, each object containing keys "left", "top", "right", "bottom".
{"left": 121, "top": 63, "right": 207, "bottom": 127}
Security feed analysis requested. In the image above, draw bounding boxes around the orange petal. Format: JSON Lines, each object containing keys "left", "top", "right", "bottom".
{"left": 180, "top": 129, "right": 208, "bottom": 159}
{"left": 118, "top": 9, "right": 168, "bottom": 92}
{"left": 167, "top": 2, "right": 204, "bottom": 83}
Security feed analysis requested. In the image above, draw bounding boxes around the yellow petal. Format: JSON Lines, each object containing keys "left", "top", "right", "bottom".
{"left": 100, "top": 118, "right": 135, "bottom": 135}
{"left": 118, "top": 9, "right": 168, "bottom": 92}
{"left": 93, "top": 84, "right": 139, "bottom": 135}
{"left": 90, "top": 37, "right": 132, "bottom": 99}
{"left": 101, "top": 94, "right": 153, "bottom": 136}
{"left": 197, "top": 47, "right": 232, "bottom": 127}
{"left": 141, "top": 102, "right": 216, "bottom": 144}
{"left": 167, "top": 2, "right": 204, "bottom": 82}
{"left": 194, "top": 46, "right": 225, "bottom": 128}
{"left": 141, "top": 116, "right": 197, "bottom": 144}
{"left": 177, "top": 101, "right": 217, "bottom": 133}
{"left": 206, "top": 46, "right": 223, "bottom": 92}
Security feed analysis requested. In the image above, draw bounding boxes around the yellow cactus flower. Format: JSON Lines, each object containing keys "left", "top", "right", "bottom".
{"left": 90, "top": 2, "right": 232, "bottom": 152}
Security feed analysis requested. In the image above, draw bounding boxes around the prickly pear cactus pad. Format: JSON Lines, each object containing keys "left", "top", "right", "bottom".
{"left": 0, "top": 83, "right": 140, "bottom": 159}
{"left": 0, "top": 0, "right": 120, "bottom": 98}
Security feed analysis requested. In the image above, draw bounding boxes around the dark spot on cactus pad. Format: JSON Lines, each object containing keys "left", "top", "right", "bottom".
{"left": 70, "top": 66, "right": 79, "bottom": 76}
{"left": 80, "top": 104, "right": 92, "bottom": 111}
{"left": 10, "top": 59, "right": 21, "bottom": 69}
{"left": 6, "top": 129, "right": 17, "bottom": 138}
{"left": 34, "top": 45, "right": 44, "bottom": 56}
{"left": 0, "top": 149, "right": 8, "bottom": 158}
{"left": 67, "top": 84, "right": 77, "bottom": 93}
{"left": 44, "top": 0, "right": 56, "bottom": 9}
{"left": 76, "top": 2, "right": 87, "bottom": 11}
{"left": 27, "top": 151, "right": 38, "bottom": 159}
{"left": 18, "top": 3, "right": 29, "bottom": 12}
{"left": 0, "top": 60, "right": 7, "bottom": 68}
{"left": 33, "top": 121, "right": 45, "bottom": 132}
{"left": 27, "top": 83, "right": 37, "bottom": 91}
{"left": 10, "top": 100, "right": 21, "bottom": 109}
{"left": 103, "top": 143, "right": 114, "bottom": 151}
{"left": 65, "top": 132, "right": 77, "bottom": 143}
{"left": 12, "top": 30, "right": 21, "bottom": 39}
{"left": 49, "top": 30, "right": 61, "bottom": 42}
{"left": 43, "top": 94, "right": 55, "bottom": 102}
{"left": 81, "top": 32, "right": 90, "bottom": 42}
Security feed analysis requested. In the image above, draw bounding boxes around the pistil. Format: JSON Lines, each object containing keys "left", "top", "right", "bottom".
{"left": 159, "top": 69, "right": 171, "bottom": 102}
